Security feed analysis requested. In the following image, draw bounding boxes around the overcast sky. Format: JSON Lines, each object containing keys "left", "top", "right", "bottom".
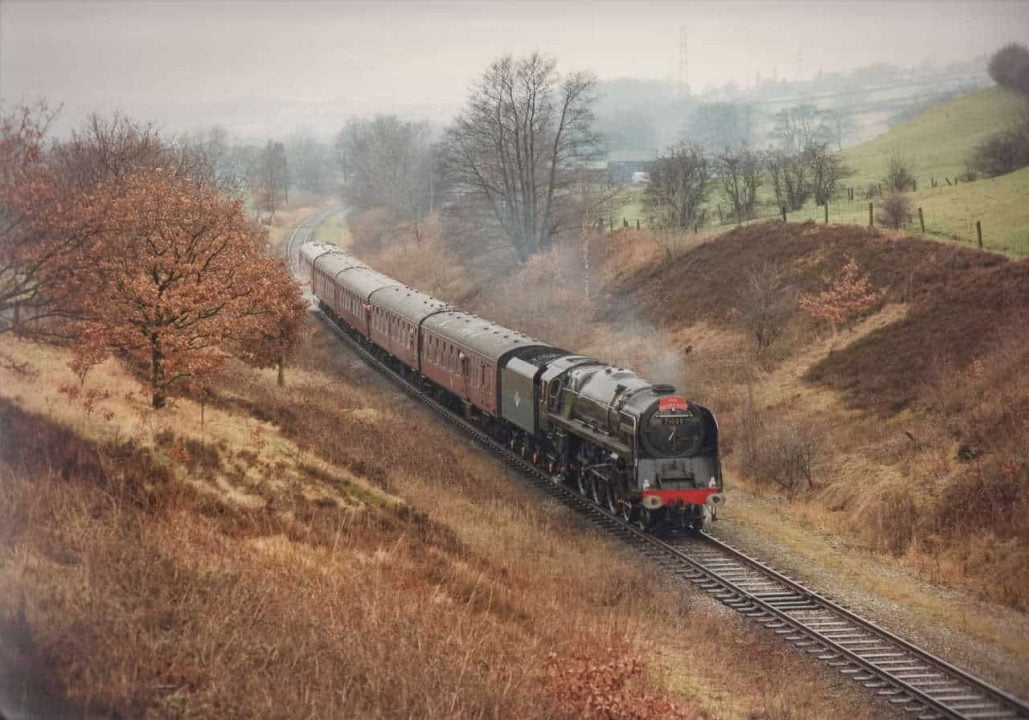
{"left": 2, "top": 0, "right": 1026, "bottom": 140}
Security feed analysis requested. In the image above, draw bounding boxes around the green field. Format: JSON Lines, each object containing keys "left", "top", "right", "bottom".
{"left": 611, "top": 86, "right": 1029, "bottom": 257}
{"left": 840, "top": 86, "right": 1029, "bottom": 189}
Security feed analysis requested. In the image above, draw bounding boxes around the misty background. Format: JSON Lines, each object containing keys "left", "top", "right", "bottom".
{"left": 2, "top": 0, "right": 1027, "bottom": 145}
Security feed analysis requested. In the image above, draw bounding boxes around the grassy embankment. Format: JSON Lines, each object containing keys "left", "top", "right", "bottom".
{"left": 614, "top": 86, "right": 1029, "bottom": 257}
{"left": 0, "top": 316, "right": 886, "bottom": 716}
{"left": 356, "top": 215, "right": 1028, "bottom": 672}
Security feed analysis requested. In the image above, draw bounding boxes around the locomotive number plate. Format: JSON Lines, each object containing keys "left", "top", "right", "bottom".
{"left": 660, "top": 417, "right": 690, "bottom": 425}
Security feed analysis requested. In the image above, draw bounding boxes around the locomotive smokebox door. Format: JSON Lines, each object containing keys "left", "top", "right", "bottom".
{"left": 501, "top": 357, "right": 539, "bottom": 435}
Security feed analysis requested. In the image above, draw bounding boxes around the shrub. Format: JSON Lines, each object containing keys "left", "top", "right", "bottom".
{"left": 545, "top": 642, "right": 698, "bottom": 720}
{"left": 988, "top": 43, "right": 1029, "bottom": 96}
{"left": 736, "top": 393, "right": 820, "bottom": 493}
{"left": 877, "top": 192, "right": 912, "bottom": 229}
{"left": 884, "top": 151, "right": 916, "bottom": 192}
{"left": 799, "top": 257, "right": 885, "bottom": 335}
{"left": 970, "top": 119, "right": 1029, "bottom": 177}
{"left": 737, "top": 263, "right": 797, "bottom": 354}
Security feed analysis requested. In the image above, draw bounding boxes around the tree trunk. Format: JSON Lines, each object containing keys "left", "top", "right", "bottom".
{"left": 277, "top": 355, "right": 286, "bottom": 387}
{"left": 150, "top": 334, "right": 166, "bottom": 409}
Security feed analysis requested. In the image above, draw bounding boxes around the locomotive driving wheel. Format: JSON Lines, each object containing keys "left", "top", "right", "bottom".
{"left": 604, "top": 484, "right": 618, "bottom": 515}
{"left": 618, "top": 497, "right": 633, "bottom": 524}
{"left": 634, "top": 508, "right": 654, "bottom": 531}
{"left": 576, "top": 470, "right": 590, "bottom": 496}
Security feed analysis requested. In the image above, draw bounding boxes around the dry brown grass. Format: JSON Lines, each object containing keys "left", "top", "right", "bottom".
{"left": 0, "top": 328, "right": 882, "bottom": 719}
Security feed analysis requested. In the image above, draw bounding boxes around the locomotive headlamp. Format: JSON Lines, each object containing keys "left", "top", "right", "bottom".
{"left": 706, "top": 493, "right": 724, "bottom": 506}
{"left": 642, "top": 495, "right": 664, "bottom": 510}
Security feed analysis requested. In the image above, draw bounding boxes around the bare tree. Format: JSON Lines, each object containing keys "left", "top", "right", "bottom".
{"left": 438, "top": 53, "right": 602, "bottom": 261}
{"left": 642, "top": 142, "right": 710, "bottom": 232}
{"left": 737, "top": 263, "right": 796, "bottom": 353}
{"left": 766, "top": 149, "right": 810, "bottom": 211}
{"left": 254, "top": 141, "right": 289, "bottom": 218}
{"left": 52, "top": 113, "right": 214, "bottom": 190}
{"left": 287, "top": 131, "right": 331, "bottom": 195}
{"left": 822, "top": 109, "right": 857, "bottom": 151}
{"left": 806, "top": 143, "right": 851, "bottom": 205}
{"left": 771, "top": 105, "right": 831, "bottom": 153}
{"left": 335, "top": 116, "right": 434, "bottom": 220}
{"left": 884, "top": 150, "right": 916, "bottom": 192}
{"left": 716, "top": 145, "right": 761, "bottom": 223}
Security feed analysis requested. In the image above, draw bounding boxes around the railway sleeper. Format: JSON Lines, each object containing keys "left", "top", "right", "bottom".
{"left": 929, "top": 694, "right": 987, "bottom": 703}
{"left": 751, "top": 589, "right": 799, "bottom": 597}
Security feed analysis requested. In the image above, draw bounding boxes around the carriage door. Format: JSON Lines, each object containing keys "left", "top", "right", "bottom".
{"left": 459, "top": 352, "right": 470, "bottom": 398}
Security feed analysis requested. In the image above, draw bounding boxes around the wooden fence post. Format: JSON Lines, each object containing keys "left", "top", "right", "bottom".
{"left": 636, "top": 219, "right": 640, "bottom": 230}
{"left": 781, "top": 205, "right": 787, "bottom": 222}
{"left": 824, "top": 203, "right": 829, "bottom": 224}
{"left": 976, "top": 220, "right": 983, "bottom": 249}
{"left": 918, "top": 207, "right": 925, "bottom": 233}
{"left": 868, "top": 202, "right": 873, "bottom": 227}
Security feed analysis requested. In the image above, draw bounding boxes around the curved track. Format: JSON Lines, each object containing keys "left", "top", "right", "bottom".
{"left": 287, "top": 213, "right": 1029, "bottom": 720}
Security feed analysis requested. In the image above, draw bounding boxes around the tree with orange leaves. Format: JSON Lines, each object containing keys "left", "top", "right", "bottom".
{"left": 799, "top": 256, "right": 884, "bottom": 337}
{"left": 0, "top": 103, "right": 107, "bottom": 338}
{"left": 70, "top": 167, "right": 303, "bottom": 408}
{"left": 234, "top": 256, "right": 309, "bottom": 386}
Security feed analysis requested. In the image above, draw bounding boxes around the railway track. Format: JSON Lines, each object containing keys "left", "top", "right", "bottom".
{"left": 286, "top": 213, "right": 1029, "bottom": 720}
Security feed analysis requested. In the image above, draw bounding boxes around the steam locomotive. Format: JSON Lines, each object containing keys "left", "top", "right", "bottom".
{"left": 299, "top": 242, "right": 723, "bottom": 531}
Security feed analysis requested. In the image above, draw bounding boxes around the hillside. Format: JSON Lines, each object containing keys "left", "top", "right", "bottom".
{"left": 0, "top": 322, "right": 890, "bottom": 718}
{"left": 840, "top": 86, "right": 1029, "bottom": 188}
{"left": 612, "top": 85, "right": 1029, "bottom": 256}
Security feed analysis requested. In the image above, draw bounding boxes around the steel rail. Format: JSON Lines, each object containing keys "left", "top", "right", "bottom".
{"left": 286, "top": 214, "right": 1028, "bottom": 720}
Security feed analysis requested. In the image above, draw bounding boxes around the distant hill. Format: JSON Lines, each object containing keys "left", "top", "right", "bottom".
{"left": 841, "top": 86, "right": 1029, "bottom": 188}
{"left": 773, "top": 85, "right": 1029, "bottom": 256}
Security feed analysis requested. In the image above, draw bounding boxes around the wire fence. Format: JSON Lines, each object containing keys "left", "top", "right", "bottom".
{"left": 604, "top": 180, "right": 1009, "bottom": 255}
